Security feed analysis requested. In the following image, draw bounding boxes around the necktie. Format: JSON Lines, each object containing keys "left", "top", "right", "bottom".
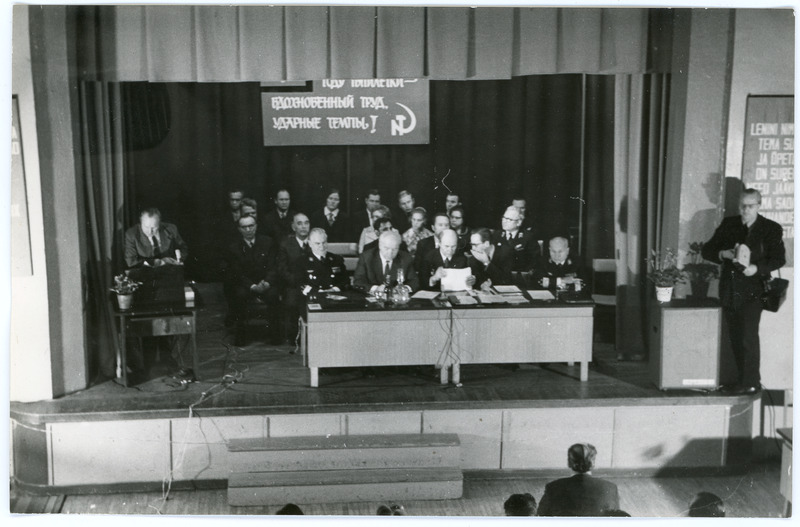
{"left": 303, "top": 240, "right": 309, "bottom": 249}
{"left": 151, "top": 236, "right": 161, "bottom": 257}
{"left": 384, "top": 260, "right": 391, "bottom": 278}
{"left": 444, "top": 258, "right": 450, "bottom": 267}
{"left": 328, "top": 213, "right": 335, "bottom": 225}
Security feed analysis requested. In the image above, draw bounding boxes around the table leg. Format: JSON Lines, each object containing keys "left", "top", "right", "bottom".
{"left": 452, "top": 363, "right": 461, "bottom": 385}
{"left": 439, "top": 365, "right": 448, "bottom": 385}
{"left": 120, "top": 316, "right": 128, "bottom": 387}
{"left": 310, "top": 367, "right": 319, "bottom": 388}
{"left": 580, "top": 361, "right": 588, "bottom": 381}
{"left": 191, "top": 312, "right": 199, "bottom": 380}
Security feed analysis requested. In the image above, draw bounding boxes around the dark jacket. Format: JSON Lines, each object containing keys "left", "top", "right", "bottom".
{"left": 124, "top": 222, "right": 188, "bottom": 268}
{"left": 420, "top": 250, "right": 469, "bottom": 290}
{"left": 702, "top": 214, "right": 785, "bottom": 308}
{"left": 353, "top": 247, "right": 419, "bottom": 293}
{"left": 262, "top": 208, "right": 296, "bottom": 244}
{"left": 467, "top": 243, "right": 514, "bottom": 287}
{"left": 352, "top": 209, "right": 373, "bottom": 240}
{"left": 295, "top": 252, "right": 350, "bottom": 293}
{"left": 279, "top": 235, "right": 312, "bottom": 288}
{"left": 537, "top": 474, "right": 620, "bottom": 517}
{"left": 413, "top": 235, "right": 439, "bottom": 275}
{"left": 490, "top": 229, "right": 540, "bottom": 272}
{"left": 308, "top": 208, "right": 351, "bottom": 243}
{"left": 225, "top": 235, "right": 279, "bottom": 290}
{"left": 533, "top": 254, "right": 588, "bottom": 288}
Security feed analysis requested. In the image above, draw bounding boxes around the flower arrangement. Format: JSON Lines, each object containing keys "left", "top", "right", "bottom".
{"left": 646, "top": 248, "right": 688, "bottom": 287}
{"left": 110, "top": 273, "right": 141, "bottom": 295}
{"left": 683, "top": 242, "right": 720, "bottom": 282}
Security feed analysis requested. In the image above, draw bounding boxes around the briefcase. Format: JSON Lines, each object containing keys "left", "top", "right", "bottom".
{"left": 762, "top": 274, "right": 789, "bottom": 313}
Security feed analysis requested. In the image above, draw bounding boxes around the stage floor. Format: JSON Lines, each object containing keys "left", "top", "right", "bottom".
{"left": 12, "top": 283, "right": 749, "bottom": 424}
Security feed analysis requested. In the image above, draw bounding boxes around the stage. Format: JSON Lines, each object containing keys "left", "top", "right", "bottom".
{"left": 11, "top": 284, "right": 758, "bottom": 494}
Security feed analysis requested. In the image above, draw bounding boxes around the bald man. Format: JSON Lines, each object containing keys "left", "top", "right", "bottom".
{"left": 421, "top": 229, "right": 471, "bottom": 290}
{"left": 353, "top": 230, "right": 419, "bottom": 295}
{"left": 534, "top": 236, "right": 587, "bottom": 289}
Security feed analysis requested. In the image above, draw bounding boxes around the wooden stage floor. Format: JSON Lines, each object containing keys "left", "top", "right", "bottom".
{"left": 13, "top": 283, "right": 748, "bottom": 422}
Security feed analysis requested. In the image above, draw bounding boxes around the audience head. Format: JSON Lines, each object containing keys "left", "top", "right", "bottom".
{"left": 567, "top": 443, "right": 597, "bottom": 474}
{"left": 228, "top": 189, "right": 244, "bottom": 211}
{"left": 378, "top": 230, "right": 402, "bottom": 261}
{"left": 139, "top": 207, "right": 162, "bottom": 236}
{"left": 275, "top": 503, "right": 304, "bottom": 515}
{"left": 325, "top": 188, "right": 341, "bottom": 211}
{"left": 439, "top": 229, "right": 458, "bottom": 260}
{"left": 740, "top": 187, "right": 762, "bottom": 224}
{"left": 449, "top": 206, "right": 465, "bottom": 231}
{"left": 689, "top": 492, "right": 725, "bottom": 517}
{"left": 371, "top": 204, "right": 391, "bottom": 224}
{"left": 240, "top": 198, "right": 258, "bottom": 221}
{"left": 376, "top": 504, "right": 406, "bottom": 516}
{"left": 501, "top": 206, "right": 523, "bottom": 233}
{"left": 398, "top": 190, "right": 415, "bottom": 213}
{"left": 274, "top": 188, "right": 291, "bottom": 212}
{"left": 431, "top": 212, "right": 451, "bottom": 235}
{"left": 308, "top": 228, "right": 328, "bottom": 258}
{"left": 548, "top": 236, "right": 570, "bottom": 264}
{"left": 511, "top": 197, "right": 527, "bottom": 218}
{"left": 470, "top": 227, "right": 493, "bottom": 255}
{"left": 410, "top": 207, "right": 428, "bottom": 231}
{"left": 365, "top": 189, "right": 381, "bottom": 212}
{"left": 445, "top": 193, "right": 461, "bottom": 212}
{"left": 237, "top": 214, "right": 258, "bottom": 242}
{"left": 503, "top": 493, "right": 537, "bottom": 516}
{"left": 374, "top": 216, "right": 394, "bottom": 234}
{"left": 292, "top": 212, "right": 311, "bottom": 239}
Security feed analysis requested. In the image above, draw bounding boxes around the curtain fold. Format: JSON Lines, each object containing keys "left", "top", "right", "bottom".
{"left": 75, "top": 6, "right": 671, "bottom": 82}
{"left": 79, "top": 82, "right": 129, "bottom": 381}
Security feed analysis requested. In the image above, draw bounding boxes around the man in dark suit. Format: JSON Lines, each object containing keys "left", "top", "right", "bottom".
{"left": 225, "top": 214, "right": 282, "bottom": 345}
{"left": 448, "top": 205, "right": 470, "bottom": 254}
{"left": 308, "top": 188, "right": 350, "bottom": 243}
{"left": 124, "top": 207, "right": 188, "bottom": 268}
{"left": 394, "top": 189, "right": 416, "bottom": 233}
{"left": 353, "top": 188, "right": 382, "bottom": 239}
{"left": 296, "top": 228, "right": 350, "bottom": 295}
{"left": 413, "top": 212, "right": 452, "bottom": 274}
{"left": 279, "top": 213, "right": 312, "bottom": 345}
{"left": 512, "top": 197, "right": 535, "bottom": 234}
{"left": 702, "top": 188, "right": 785, "bottom": 395}
{"left": 353, "top": 230, "right": 419, "bottom": 294}
{"left": 467, "top": 227, "right": 514, "bottom": 290}
{"left": 422, "top": 229, "right": 471, "bottom": 291}
{"left": 533, "top": 236, "right": 588, "bottom": 289}
{"left": 262, "top": 188, "right": 296, "bottom": 243}
{"left": 537, "top": 443, "right": 620, "bottom": 517}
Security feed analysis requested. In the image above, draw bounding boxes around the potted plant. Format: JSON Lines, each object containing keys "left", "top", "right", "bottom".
{"left": 646, "top": 248, "right": 687, "bottom": 303}
{"left": 683, "top": 242, "right": 720, "bottom": 299}
{"left": 110, "top": 273, "right": 141, "bottom": 310}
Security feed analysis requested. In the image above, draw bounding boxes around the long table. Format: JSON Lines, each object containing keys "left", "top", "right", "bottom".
{"left": 301, "top": 290, "right": 594, "bottom": 387}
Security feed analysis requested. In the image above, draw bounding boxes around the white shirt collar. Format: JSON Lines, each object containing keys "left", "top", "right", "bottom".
{"left": 380, "top": 255, "right": 393, "bottom": 269}
{"left": 324, "top": 207, "right": 339, "bottom": 218}
{"left": 296, "top": 236, "right": 307, "bottom": 247}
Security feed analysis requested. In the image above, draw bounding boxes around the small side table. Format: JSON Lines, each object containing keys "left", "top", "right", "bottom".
{"left": 778, "top": 428, "right": 792, "bottom": 518}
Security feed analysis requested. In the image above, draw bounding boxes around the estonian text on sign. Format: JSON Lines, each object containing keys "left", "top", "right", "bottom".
{"left": 741, "top": 96, "right": 794, "bottom": 266}
{"left": 262, "top": 79, "right": 429, "bottom": 146}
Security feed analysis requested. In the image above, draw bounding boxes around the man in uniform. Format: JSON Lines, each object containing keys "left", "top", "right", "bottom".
{"left": 490, "top": 205, "right": 539, "bottom": 287}
{"left": 296, "top": 228, "right": 350, "bottom": 295}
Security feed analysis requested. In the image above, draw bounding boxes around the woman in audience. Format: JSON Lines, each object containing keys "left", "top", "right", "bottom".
{"left": 537, "top": 443, "right": 620, "bottom": 517}
{"left": 402, "top": 207, "right": 434, "bottom": 257}
{"left": 358, "top": 205, "right": 391, "bottom": 253}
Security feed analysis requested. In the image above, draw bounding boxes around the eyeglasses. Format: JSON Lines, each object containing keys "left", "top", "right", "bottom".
{"left": 502, "top": 216, "right": 520, "bottom": 222}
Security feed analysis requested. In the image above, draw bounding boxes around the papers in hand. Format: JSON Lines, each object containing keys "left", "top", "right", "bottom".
{"left": 440, "top": 267, "right": 472, "bottom": 292}
{"left": 527, "top": 290, "right": 555, "bottom": 301}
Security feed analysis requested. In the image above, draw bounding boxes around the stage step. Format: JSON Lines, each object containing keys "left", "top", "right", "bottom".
{"left": 226, "top": 433, "right": 460, "bottom": 472}
{"left": 227, "top": 467, "right": 463, "bottom": 506}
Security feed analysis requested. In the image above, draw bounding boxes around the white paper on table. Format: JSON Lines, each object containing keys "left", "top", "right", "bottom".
{"left": 504, "top": 294, "right": 529, "bottom": 304}
{"left": 477, "top": 293, "right": 506, "bottom": 304}
{"left": 440, "top": 267, "right": 472, "bottom": 292}
{"left": 412, "top": 290, "right": 440, "bottom": 300}
{"left": 449, "top": 295, "right": 478, "bottom": 305}
{"left": 494, "top": 285, "right": 522, "bottom": 294}
{"left": 527, "top": 290, "right": 555, "bottom": 300}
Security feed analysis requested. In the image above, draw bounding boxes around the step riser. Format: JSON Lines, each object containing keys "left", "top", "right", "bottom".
{"left": 228, "top": 480, "right": 463, "bottom": 506}
{"left": 228, "top": 446, "right": 459, "bottom": 472}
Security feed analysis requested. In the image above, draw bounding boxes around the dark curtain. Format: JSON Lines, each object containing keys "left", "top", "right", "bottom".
{"left": 126, "top": 76, "right": 614, "bottom": 281}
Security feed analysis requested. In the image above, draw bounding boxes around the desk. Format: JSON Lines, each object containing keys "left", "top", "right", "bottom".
{"left": 113, "top": 295, "right": 199, "bottom": 387}
{"left": 301, "top": 291, "right": 594, "bottom": 387}
{"left": 778, "top": 427, "right": 792, "bottom": 517}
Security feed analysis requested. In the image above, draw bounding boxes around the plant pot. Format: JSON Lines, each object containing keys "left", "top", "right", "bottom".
{"left": 690, "top": 279, "right": 710, "bottom": 299}
{"left": 655, "top": 286, "right": 673, "bottom": 303}
{"left": 117, "top": 293, "right": 133, "bottom": 310}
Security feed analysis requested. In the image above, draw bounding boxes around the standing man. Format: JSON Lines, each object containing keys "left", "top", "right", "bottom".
{"left": 702, "top": 188, "right": 785, "bottom": 395}
{"left": 309, "top": 188, "right": 350, "bottom": 243}
{"left": 262, "top": 188, "right": 296, "bottom": 242}
{"left": 225, "top": 214, "right": 282, "bottom": 345}
{"left": 353, "top": 230, "right": 420, "bottom": 295}
{"left": 491, "top": 206, "right": 539, "bottom": 286}
{"left": 228, "top": 188, "right": 244, "bottom": 223}
{"left": 353, "top": 188, "right": 382, "bottom": 239}
{"left": 395, "top": 190, "right": 416, "bottom": 232}
{"left": 468, "top": 227, "right": 514, "bottom": 290}
{"left": 279, "top": 213, "right": 312, "bottom": 345}
{"left": 124, "top": 207, "right": 188, "bottom": 268}
{"left": 296, "top": 228, "right": 350, "bottom": 295}
{"left": 511, "top": 196, "right": 534, "bottom": 233}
